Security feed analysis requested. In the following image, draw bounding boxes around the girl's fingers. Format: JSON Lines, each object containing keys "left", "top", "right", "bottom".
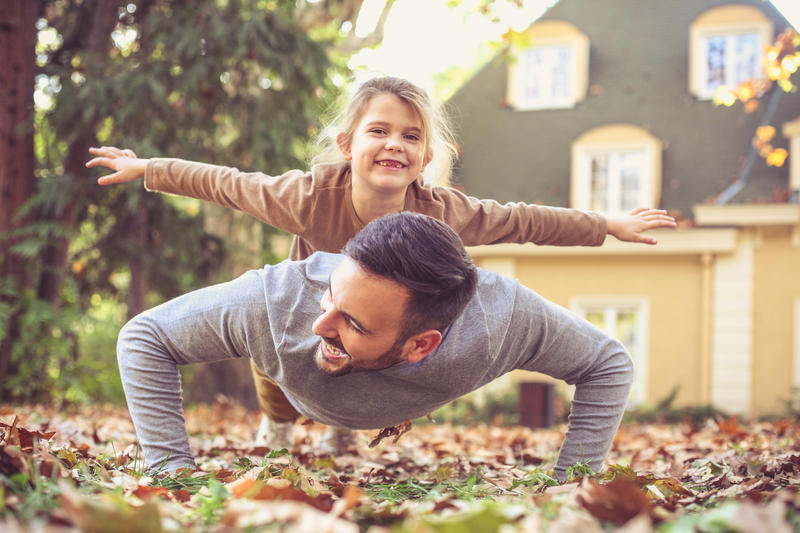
{"left": 97, "top": 173, "right": 122, "bottom": 185}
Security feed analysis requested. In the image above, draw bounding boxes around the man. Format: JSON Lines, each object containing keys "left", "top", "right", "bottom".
{"left": 118, "top": 212, "right": 633, "bottom": 480}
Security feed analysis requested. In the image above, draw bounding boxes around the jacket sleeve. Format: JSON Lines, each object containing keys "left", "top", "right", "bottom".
{"left": 495, "top": 283, "right": 633, "bottom": 480}
{"left": 430, "top": 186, "right": 607, "bottom": 247}
{"left": 143, "top": 158, "right": 315, "bottom": 235}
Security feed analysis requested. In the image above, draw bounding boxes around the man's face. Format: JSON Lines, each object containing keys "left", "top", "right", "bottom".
{"left": 312, "top": 258, "right": 411, "bottom": 376}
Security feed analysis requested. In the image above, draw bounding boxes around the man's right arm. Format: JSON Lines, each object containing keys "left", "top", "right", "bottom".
{"left": 117, "top": 269, "right": 274, "bottom": 471}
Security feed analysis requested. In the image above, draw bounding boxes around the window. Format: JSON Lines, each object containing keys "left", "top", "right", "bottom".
{"left": 507, "top": 20, "right": 589, "bottom": 110}
{"left": 517, "top": 45, "right": 574, "bottom": 108}
{"left": 571, "top": 124, "right": 662, "bottom": 216}
{"left": 782, "top": 115, "right": 800, "bottom": 197}
{"left": 572, "top": 298, "right": 649, "bottom": 407}
{"left": 689, "top": 5, "right": 773, "bottom": 100}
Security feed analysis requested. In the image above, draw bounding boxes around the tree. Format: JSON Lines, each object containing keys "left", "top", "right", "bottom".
{"left": 0, "top": 0, "right": 399, "bottom": 403}
{"left": 0, "top": 1, "right": 38, "bottom": 390}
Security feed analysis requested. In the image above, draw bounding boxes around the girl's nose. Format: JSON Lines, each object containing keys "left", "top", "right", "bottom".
{"left": 384, "top": 134, "right": 403, "bottom": 151}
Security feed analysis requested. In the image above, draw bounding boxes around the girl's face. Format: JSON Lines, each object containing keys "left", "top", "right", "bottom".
{"left": 337, "top": 93, "right": 432, "bottom": 195}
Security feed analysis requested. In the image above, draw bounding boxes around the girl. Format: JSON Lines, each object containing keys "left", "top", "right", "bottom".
{"left": 87, "top": 76, "right": 675, "bottom": 454}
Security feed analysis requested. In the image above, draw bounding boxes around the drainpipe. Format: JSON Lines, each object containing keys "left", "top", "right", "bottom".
{"left": 715, "top": 87, "right": 784, "bottom": 205}
{"left": 700, "top": 253, "right": 713, "bottom": 405}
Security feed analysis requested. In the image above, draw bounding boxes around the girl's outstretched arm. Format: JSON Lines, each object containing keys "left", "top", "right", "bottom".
{"left": 606, "top": 207, "right": 677, "bottom": 245}
{"left": 86, "top": 146, "right": 148, "bottom": 185}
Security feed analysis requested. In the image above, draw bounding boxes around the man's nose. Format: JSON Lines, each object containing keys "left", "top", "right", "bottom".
{"left": 312, "top": 308, "right": 337, "bottom": 337}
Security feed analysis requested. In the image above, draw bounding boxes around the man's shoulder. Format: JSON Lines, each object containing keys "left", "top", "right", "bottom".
{"left": 264, "top": 252, "right": 344, "bottom": 286}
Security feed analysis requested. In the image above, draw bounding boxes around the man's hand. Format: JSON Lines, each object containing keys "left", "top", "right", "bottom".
{"left": 86, "top": 146, "right": 148, "bottom": 185}
{"left": 606, "top": 207, "right": 677, "bottom": 245}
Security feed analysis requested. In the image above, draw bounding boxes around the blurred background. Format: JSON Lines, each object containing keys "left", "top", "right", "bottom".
{"left": 1, "top": 0, "right": 799, "bottom": 425}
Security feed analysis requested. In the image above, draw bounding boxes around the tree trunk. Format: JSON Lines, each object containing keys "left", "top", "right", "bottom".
{"left": 0, "top": 1, "right": 38, "bottom": 399}
{"left": 37, "top": 0, "right": 120, "bottom": 305}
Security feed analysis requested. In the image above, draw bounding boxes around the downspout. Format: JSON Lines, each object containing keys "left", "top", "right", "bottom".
{"left": 700, "top": 253, "right": 713, "bottom": 405}
{"left": 715, "top": 87, "right": 784, "bottom": 205}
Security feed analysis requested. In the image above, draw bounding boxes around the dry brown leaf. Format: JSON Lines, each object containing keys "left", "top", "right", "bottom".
{"left": 577, "top": 478, "right": 653, "bottom": 525}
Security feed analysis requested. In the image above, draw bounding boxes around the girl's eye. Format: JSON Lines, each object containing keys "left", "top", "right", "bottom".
{"left": 369, "top": 128, "right": 386, "bottom": 135}
{"left": 404, "top": 134, "right": 420, "bottom": 142}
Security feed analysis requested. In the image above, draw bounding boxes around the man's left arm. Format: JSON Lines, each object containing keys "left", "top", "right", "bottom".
{"left": 499, "top": 285, "right": 634, "bottom": 481}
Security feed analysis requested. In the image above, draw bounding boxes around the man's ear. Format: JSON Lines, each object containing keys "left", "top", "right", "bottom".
{"left": 336, "top": 132, "right": 352, "bottom": 160}
{"left": 405, "top": 330, "right": 442, "bottom": 364}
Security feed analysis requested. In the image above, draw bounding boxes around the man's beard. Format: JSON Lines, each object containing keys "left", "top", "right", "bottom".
{"left": 314, "top": 335, "right": 407, "bottom": 377}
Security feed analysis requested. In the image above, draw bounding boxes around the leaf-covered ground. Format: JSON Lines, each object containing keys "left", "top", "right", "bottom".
{"left": 1, "top": 400, "right": 798, "bottom": 532}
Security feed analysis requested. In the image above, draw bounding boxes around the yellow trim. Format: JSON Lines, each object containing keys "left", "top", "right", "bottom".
{"left": 468, "top": 228, "right": 737, "bottom": 257}
{"left": 688, "top": 4, "right": 772, "bottom": 99}
{"left": 506, "top": 20, "right": 589, "bottom": 110}
{"left": 570, "top": 124, "right": 663, "bottom": 215}
{"left": 693, "top": 203, "right": 800, "bottom": 226}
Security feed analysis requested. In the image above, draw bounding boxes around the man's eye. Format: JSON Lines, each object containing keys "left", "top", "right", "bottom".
{"left": 348, "top": 320, "right": 365, "bottom": 334}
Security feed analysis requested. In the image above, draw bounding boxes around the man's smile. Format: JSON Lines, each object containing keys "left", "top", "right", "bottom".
{"left": 320, "top": 338, "right": 348, "bottom": 361}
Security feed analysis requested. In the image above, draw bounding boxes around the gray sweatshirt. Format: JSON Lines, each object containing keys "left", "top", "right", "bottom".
{"left": 117, "top": 252, "right": 633, "bottom": 480}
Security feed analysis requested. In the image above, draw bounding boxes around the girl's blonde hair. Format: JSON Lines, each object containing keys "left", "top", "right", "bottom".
{"left": 312, "top": 77, "right": 459, "bottom": 184}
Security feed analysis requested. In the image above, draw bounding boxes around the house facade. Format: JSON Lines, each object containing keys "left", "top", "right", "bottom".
{"left": 449, "top": 0, "right": 800, "bottom": 416}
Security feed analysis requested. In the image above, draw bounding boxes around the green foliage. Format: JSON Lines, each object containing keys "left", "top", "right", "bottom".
{"left": 2, "top": 0, "right": 356, "bottom": 403}
{"left": 366, "top": 470, "right": 493, "bottom": 504}
{"left": 425, "top": 387, "right": 519, "bottom": 426}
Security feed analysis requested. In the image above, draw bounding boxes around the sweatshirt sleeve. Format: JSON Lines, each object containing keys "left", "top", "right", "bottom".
{"left": 494, "top": 283, "right": 633, "bottom": 480}
{"left": 429, "top": 186, "right": 607, "bottom": 247}
{"left": 143, "top": 158, "right": 315, "bottom": 235}
{"left": 116, "top": 269, "right": 275, "bottom": 472}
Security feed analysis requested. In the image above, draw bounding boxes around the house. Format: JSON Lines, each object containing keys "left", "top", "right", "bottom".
{"left": 448, "top": 0, "right": 800, "bottom": 416}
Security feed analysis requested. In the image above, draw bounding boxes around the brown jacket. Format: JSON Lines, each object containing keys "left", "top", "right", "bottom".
{"left": 145, "top": 159, "right": 607, "bottom": 260}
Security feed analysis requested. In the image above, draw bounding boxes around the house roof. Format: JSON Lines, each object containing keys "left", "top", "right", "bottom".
{"left": 447, "top": 0, "right": 800, "bottom": 220}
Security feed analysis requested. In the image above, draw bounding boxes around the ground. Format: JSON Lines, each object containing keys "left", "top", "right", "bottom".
{"left": 1, "top": 400, "right": 798, "bottom": 532}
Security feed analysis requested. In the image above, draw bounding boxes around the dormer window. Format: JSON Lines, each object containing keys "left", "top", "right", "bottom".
{"left": 689, "top": 5, "right": 773, "bottom": 100}
{"left": 507, "top": 21, "right": 589, "bottom": 111}
{"left": 571, "top": 124, "right": 663, "bottom": 216}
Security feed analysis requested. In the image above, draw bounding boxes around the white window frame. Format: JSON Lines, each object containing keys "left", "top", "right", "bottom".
{"left": 688, "top": 5, "right": 773, "bottom": 100}
{"left": 571, "top": 124, "right": 662, "bottom": 216}
{"left": 571, "top": 297, "right": 649, "bottom": 407}
{"left": 514, "top": 43, "right": 576, "bottom": 110}
{"left": 580, "top": 147, "right": 651, "bottom": 215}
{"left": 782, "top": 116, "right": 800, "bottom": 197}
{"left": 506, "top": 20, "right": 589, "bottom": 111}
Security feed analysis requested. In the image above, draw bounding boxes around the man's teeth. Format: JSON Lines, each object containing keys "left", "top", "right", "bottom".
{"left": 324, "top": 340, "right": 344, "bottom": 355}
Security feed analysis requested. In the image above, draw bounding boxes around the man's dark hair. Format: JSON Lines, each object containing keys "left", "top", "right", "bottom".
{"left": 342, "top": 212, "right": 478, "bottom": 339}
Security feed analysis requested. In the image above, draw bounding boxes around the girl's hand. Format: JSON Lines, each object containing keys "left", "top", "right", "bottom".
{"left": 86, "top": 146, "right": 148, "bottom": 185}
{"left": 606, "top": 207, "right": 677, "bottom": 245}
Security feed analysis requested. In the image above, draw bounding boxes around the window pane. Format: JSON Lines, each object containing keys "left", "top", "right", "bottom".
{"left": 705, "top": 36, "right": 726, "bottom": 90}
{"left": 734, "top": 33, "right": 759, "bottom": 85}
{"left": 521, "top": 49, "right": 544, "bottom": 101}
{"left": 585, "top": 309, "right": 605, "bottom": 328}
{"left": 551, "top": 47, "right": 572, "bottom": 99}
{"left": 615, "top": 310, "right": 638, "bottom": 354}
{"left": 590, "top": 155, "right": 608, "bottom": 212}
{"left": 519, "top": 46, "right": 573, "bottom": 105}
{"left": 619, "top": 152, "right": 644, "bottom": 212}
